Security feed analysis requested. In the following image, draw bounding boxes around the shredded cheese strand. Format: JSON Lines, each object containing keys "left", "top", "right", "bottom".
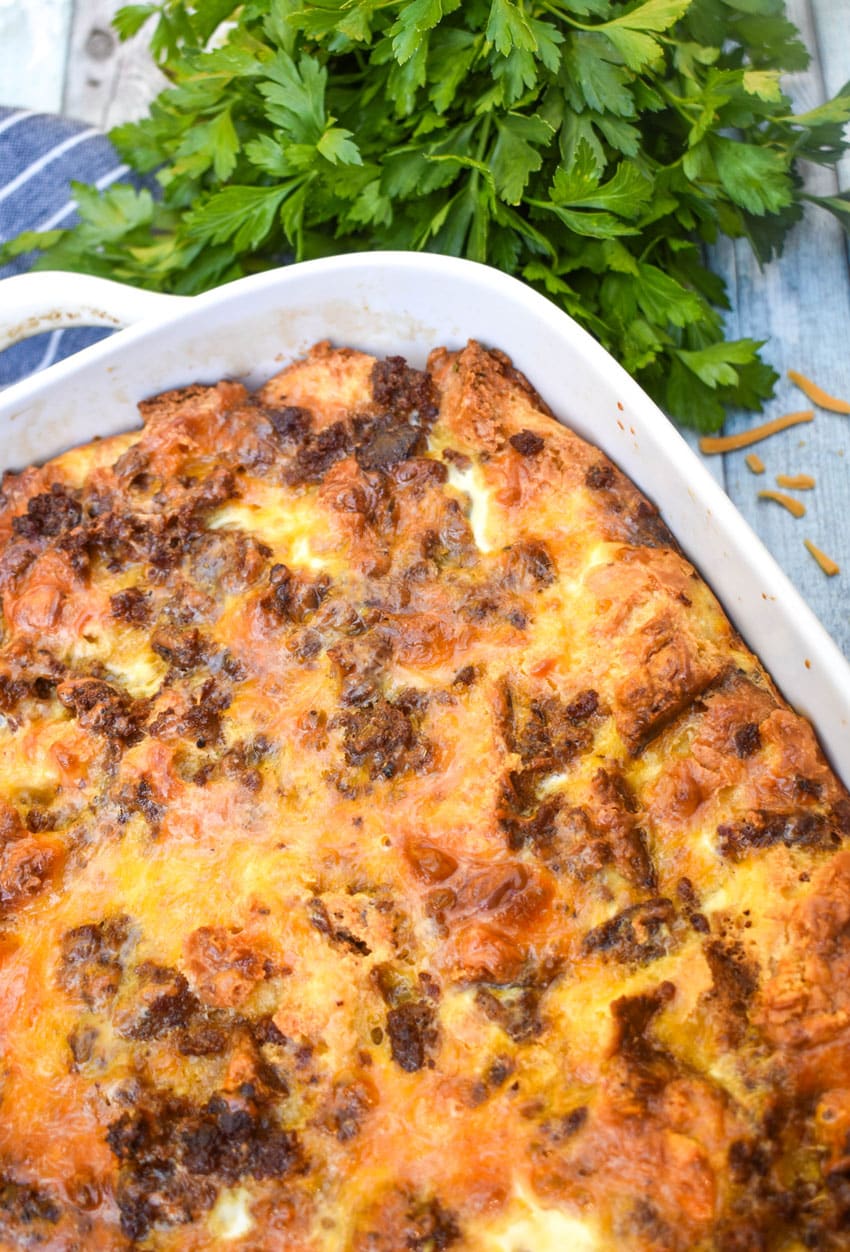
{"left": 775, "top": 473, "right": 815, "bottom": 490}
{"left": 804, "top": 539, "right": 841, "bottom": 576}
{"left": 757, "top": 490, "right": 806, "bottom": 518}
{"left": 699, "top": 411, "right": 814, "bottom": 454}
{"left": 788, "top": 370, "right": 850, "bottom": 414}
{"left": 744, "top": 453, "right": 765, "bottom": 474}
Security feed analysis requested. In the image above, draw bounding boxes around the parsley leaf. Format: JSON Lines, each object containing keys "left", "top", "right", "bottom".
{"left": 186, "top": 184, "right": 296, "bottom": 252}
{"left": 491, "top": 114, "right": 555, "bottom": 204}
{"left": 598, "top": 0, "right": 692, "bottom": 70}
{"left": 711, "top": 138, "right": 792, "bottom": 215}
{"left": 676, "top": 338, "right": 767, "bottom": 388}
{"left": 487, "top": 0, "right": 539, "bottom": 56}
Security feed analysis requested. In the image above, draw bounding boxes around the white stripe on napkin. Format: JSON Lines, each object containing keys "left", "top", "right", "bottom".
{"left": 0, "top": 127, "right": 99, "bottom": 206}
{"left": 0, "top": 109, "right": 37, "bottom": 138}
{"left": 32, "top": 329, "right": 63, "bottom": 375}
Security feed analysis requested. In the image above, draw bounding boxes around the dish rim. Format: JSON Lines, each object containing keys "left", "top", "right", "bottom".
{"left": 1, "top": 251, "right": 848, "bottom": 783}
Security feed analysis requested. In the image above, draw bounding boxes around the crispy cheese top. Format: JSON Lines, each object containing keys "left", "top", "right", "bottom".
{"left": 0, "top": 341, "right": 849, "bottom": 1251}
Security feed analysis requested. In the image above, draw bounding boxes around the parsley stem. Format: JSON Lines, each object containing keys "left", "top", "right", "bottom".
{"left": 536, "top": 1, "right": 584, "bottom": 27}
{"left": 475, "top": 117, "right": 493, "bottom": 164}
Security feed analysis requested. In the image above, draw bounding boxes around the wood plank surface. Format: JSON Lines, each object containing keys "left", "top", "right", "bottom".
{"left": 706, "top": 0, "right": 850, "bottom": 657}
{"left": 63, "top": 0, "right": 167, "bottom": 128}
{"left": 811, "top": 0, "right": 850, "bottom": 226}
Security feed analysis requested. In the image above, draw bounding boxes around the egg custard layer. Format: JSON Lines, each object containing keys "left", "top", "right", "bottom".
{"left": 1, "top": 341, "right": 849, "bottom": 1251}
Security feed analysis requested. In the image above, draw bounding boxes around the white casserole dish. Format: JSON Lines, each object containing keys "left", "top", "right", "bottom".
{"left": 0, "top": 253, "right": 848, "bottom": 783}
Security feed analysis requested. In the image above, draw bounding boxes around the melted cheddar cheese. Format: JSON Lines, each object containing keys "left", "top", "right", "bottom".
{"left": 0, "top": 340, "right": 849, "bottom": 1251}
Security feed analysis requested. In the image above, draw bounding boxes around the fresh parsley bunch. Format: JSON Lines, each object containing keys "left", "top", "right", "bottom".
{"left": 6, "top": 0, "right": 850, "bottom": 430}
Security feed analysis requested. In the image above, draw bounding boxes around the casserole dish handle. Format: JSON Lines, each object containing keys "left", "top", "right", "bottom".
{"left": 0, "top": 272, "right": 190, "bottom": 352}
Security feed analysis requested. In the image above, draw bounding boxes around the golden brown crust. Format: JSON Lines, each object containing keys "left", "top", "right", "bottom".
{"left": 0, "top": 340, "right": 848, "bottom": 1250}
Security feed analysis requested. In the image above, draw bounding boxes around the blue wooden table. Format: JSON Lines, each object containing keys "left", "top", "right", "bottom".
{"left": 1, "top": 0, "right": 849, "bottom": 656}
{"left": 693, "top": 0, "right": 850, "bottom": 660}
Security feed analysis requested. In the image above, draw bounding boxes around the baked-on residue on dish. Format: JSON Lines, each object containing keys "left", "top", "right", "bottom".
{"left": 0, "top": 340, "right": 848, "bottom": 1250}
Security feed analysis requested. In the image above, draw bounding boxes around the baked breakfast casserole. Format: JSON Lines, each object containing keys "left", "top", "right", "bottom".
{"left": 0, "top": 339, "right": 849, "bottom": 1251}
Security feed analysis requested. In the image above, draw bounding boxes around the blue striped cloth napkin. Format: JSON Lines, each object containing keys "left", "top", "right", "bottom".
{"left": 0, "top": 106, "right": 134, "bottom": 387}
